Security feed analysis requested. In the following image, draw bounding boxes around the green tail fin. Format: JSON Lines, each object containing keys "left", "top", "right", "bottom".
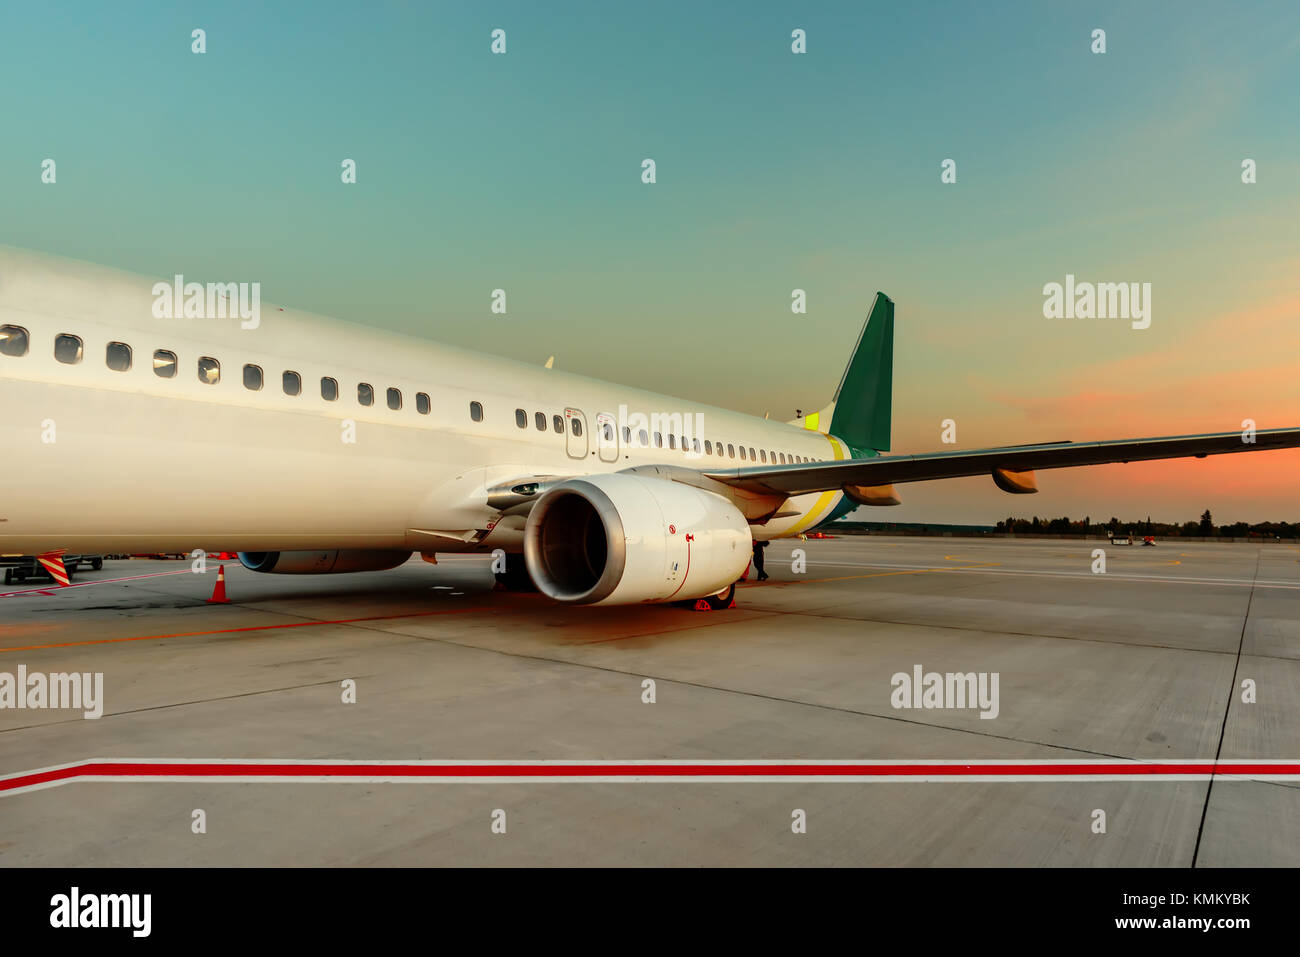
{"left": 828, "top": 292, "right": 893, "bottom": 453}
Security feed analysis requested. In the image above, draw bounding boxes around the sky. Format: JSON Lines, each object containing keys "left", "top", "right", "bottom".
{"left": 3, "top": 1, "right": 1298, "bottom": 524}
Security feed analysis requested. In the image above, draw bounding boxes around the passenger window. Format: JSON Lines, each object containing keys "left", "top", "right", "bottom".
{"left": 728, "top": 444, "right": 735, "bottom": 457}
{"left": 639, "top": 429, "right": 648, "bottom": 447}
{"left": 387, "top": 387, "right": 402, "bottom": 410}
{"left": 470, "top": 400, "right": 484, "bottom": 422}
{"left": 417, "top": 392, "right": 430, "bottom": 414}
{"left": 284, "top": 371, "right": 302, "bottom": 396}
{"left": 553, "top": 414, "right": 563, "bottom": 433}
{"left": 622, "top": 426, "right": 631, "bottom": 443}
{"left": 693, "top": 438, "right": 701, "bottom": 453}
{"left": 760, "top": 450, "right": 767, "bottom": 463}
{"left": 571, "top": 418, "right": 583, "bottom": 437}
{"left": 536, "top": 412, "right": 547, "bottom": 431}
{"left": 321, "top": 377, "right": 338, "bottom": 401}
{"left": 740, "top": 446, "right": 747, "bottom": 460}
{"left": 603, "top": 423, "right": 614, "bottom": 442}
{"left": 654, "top": 432, "right": 662, "bottom": 448}
{"left": 358, "top": 383, "right": 374, "bottom": 406}
{"left": 153, "top": 349, "right": 177, "bottom": 378}
{"left": 516, "top": 408, "right": 527, "bottom": 429}
{"left": 680, "top": 435, "right": 688, "bottom": 450}
{"left": 704, "top": 440, "right": 712, "bottom": 455}
{"left": 55, "top": 334, "right": 83, "bottom": 364}
{"left": 243, "top": 364, "right": 263, "bottom": 390}
{"left": 749, "top": 447, "right": 756, "bottom": 460}
{"left": 668, "top": 434, "right": 676, "bottom": 450}
{"left": 198, "top": 357, "right": 220, "bottom": 384}
{"left": 105, "top": 341, "right": 132, "bottom": 372}
{"left": 0, "top": 325, "right": 29, "bottom": 357}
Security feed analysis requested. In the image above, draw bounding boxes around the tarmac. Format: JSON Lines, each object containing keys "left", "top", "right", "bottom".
{"left": 1, "top": 535, "right": 1296, "bottom": 866}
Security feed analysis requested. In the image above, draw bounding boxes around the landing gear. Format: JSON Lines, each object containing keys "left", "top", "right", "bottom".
{"left": 678, "top": 581, "right": 737, "bottom": 611}
{"left": 494, "top": 553, "right": 537, "bottom": 591}
{"left": 700, "top": 581, "right": 736, "bottom": 610}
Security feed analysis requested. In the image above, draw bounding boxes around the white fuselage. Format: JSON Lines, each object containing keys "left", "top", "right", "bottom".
{"left": 0, "top": 249, "right": 848, "bottom": 556}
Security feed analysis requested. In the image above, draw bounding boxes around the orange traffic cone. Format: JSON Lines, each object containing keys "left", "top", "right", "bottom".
{"left": 207, "top": 564, "right": 230, "bottom": 604}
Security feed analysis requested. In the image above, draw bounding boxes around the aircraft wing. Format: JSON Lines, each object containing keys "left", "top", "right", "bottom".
{"left": 701, "top": 428, "right": 1300, "bottom": 496}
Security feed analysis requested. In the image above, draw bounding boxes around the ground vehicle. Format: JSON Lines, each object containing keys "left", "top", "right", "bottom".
{"left": 1, "top": 554, "right": 103, "bottom": 585}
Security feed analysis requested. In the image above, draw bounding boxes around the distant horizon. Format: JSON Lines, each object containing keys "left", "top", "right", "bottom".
{"left": 836, "top": 512, "right": 1300, "bottom": 531}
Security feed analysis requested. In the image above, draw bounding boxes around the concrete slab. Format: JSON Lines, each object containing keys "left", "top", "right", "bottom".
{"left": 0, "top": 537, "right": 1295, "bottom": 866}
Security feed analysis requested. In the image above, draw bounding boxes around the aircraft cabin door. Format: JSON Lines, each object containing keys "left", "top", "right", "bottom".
{"left": 595, "top": 412, "right": 619, "bottom": 463}
{"left": 564, "top": 408, "right": 588, "bottom": 460}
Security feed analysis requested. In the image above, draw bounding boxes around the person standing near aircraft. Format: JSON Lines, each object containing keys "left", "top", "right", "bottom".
{"left": 752, "top": 540, "right": 770, "bottom": 581}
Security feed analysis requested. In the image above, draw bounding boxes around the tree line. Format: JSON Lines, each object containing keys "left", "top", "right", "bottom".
{"left": 996, "top": 511, "right": 1299, "bottom": 539}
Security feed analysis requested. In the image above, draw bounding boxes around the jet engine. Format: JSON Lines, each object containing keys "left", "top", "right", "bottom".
{"left": 237, "top": 550, "right": 412, "bottom": 574}
{"left": 523, "top": 474, "right": 751, "bottom": 605}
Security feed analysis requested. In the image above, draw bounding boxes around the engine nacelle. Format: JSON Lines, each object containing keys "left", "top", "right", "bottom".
{"left": 237, "top": 550, "right": 412, "bottom": 574}
{"left": 523, "top": 474, "right": 751, "bottom": 605}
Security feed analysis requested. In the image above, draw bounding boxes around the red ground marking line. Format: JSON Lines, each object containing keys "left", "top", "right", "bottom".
{"left": 3, "top": 760, "right": 1298, "bottom": 795}
{"left": 0, "top": 607, "right": 483, "bottom": 653}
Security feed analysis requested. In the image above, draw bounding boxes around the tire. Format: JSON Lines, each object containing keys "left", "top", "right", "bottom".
{"left": 702, "top": 582, "right": 736, "bottom": 610}
{"left": 494, "top": 553, "right": 537, "bottom": 591}
{"left": 91, "top": 558, "right": 103, "bottom": 570}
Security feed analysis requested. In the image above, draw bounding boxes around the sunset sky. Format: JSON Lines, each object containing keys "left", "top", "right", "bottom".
{"left": 3, "top": 1, "right": 1298, "bottom": 523}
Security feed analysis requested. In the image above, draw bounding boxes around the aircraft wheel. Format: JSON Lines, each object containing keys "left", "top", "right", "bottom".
{"left": 702, "top": 582, "right": 736, "bottom": 610}
{"left": 91, "top": 558, "right": 103, "bottom": 570}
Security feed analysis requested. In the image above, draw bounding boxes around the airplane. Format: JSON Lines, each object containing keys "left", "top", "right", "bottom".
{"left": 3, "top": 246, "right": 1298, "bottom": 608}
